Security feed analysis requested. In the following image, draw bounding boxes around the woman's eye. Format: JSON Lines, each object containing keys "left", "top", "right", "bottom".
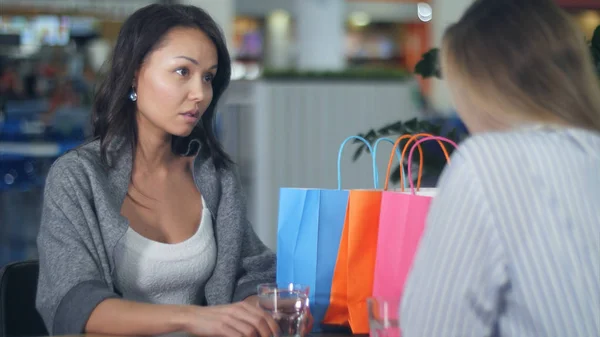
{"left": 175, "top": 67, "right": 190, "bottom": 76}
{"left": 203, "top": 73, "right": 214, "bottom": 83}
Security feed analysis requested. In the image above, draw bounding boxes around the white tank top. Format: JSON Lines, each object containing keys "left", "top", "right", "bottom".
{"left": 113, "top": 198, "right": 217, "bottom": 305}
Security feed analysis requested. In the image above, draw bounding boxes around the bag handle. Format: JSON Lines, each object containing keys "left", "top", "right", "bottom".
{"left": 407, "top": 136, "right": 458, "bottom": 193}
{"left": 384, "top": 134, "right": 428, "bottom": 191}
{"left": 337, "top": 136, "right": 377, "bottom": 190}
{"left": 399, "top": 133, "right": 452, "bottom": 191}
{"left": 373, "top": 137, "right": 408, "bottom": 190}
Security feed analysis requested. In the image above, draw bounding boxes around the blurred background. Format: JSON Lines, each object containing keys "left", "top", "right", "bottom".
{"left": 1, "top": 0, "right": 599, "bottom": 264}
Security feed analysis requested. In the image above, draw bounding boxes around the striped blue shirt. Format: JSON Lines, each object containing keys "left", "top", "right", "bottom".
{"left": 400, "top": 126, "right": 600, "bottom": 337}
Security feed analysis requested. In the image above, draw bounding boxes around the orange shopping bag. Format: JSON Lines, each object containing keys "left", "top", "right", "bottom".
{"left": 323, "top": 188, "right": 382, "bottom": 333}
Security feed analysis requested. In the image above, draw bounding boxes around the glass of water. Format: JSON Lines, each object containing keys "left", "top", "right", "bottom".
{"left": 367, "top": 297, "right": 401, "bottom": 337}
{"left": 257, "top": 283, "right": 310, "bottom": 337}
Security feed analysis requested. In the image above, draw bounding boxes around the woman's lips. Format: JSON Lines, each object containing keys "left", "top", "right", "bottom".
{"left": 180, "top": 111, "right": 199, "bottom": 123}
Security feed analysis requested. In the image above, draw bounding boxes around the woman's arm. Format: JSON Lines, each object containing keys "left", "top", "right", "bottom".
{"left": 233, "top": 224, "right": 277, "bottom": 301}
{"left": 36, "top": 155, "right": 120, "bottom": 334}
{"left": 85, "top": 299, "right": 189, "bottom": 335}
{"left": 219, "top": 168, "right": 277, "bottom": 302}
{"left": 87, "top": 298, "right": 279, "bottom": 337}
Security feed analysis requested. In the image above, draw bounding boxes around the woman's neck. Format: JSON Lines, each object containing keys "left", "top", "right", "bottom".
{"left": 134, "top": 116, "right": 178, "bottom": 174}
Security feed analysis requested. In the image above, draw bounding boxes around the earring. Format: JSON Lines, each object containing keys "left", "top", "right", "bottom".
{"left": 129, "top": 87, "right": 137, "bottom": 102}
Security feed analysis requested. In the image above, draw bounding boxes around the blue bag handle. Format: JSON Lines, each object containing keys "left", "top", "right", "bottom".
{"left": 372, "top": 137, "right": 409, "bottom": 190}
{"left": 337, "top": 136, "right": 377, "bottom": 190}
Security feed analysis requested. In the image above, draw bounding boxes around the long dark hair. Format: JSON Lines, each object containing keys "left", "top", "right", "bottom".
{"left": 92, "top": 4, "right": 233, "bottom": 168}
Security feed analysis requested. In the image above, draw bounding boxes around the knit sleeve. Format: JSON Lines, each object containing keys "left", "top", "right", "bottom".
{"left": 36, "top": 154, "right": 119, "bottom": 335}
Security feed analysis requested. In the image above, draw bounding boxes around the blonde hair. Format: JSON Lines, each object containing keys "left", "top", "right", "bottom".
{"left": 441, "top": 0, "right": 600, "bottom": 132}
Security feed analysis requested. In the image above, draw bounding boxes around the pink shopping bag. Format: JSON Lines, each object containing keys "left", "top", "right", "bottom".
{"left": 372, "top": 135, "right": 457, "bottom": 307}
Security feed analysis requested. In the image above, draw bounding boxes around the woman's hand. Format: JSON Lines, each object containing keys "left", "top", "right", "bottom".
{"left": 245, "top": 295, "right": 314, "bottom": 337}
{"left": 183, "top": 301, "right": 280, "bottom": 337}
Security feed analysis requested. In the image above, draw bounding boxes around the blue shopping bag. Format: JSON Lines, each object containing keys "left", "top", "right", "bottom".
{"left": 277, "top": 187, "right": 349, "bottom": 331}
{"left": 276, "top": 136, "right": 406, "bottom": 331}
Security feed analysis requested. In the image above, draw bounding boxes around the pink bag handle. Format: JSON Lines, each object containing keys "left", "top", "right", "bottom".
{"left": 407, "top": 136, "right": 458, "bottom": 194}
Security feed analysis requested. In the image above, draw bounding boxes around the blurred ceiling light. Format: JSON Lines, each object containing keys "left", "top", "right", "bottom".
{"left": 579, "top": 10, "right": 600, "bottom": 37}
{"left": 19, "top": 44, "right": 39, "bottom": 57}
{"left": 245, "top": 64, "right": 261, "bottom": 80}
{"left": 269, "top": 9, "right": 291, "bottom": 30}
{"left": 350, "top": 11, "right": 371, "bottom": 27}
{"left": 417, "top": 3, "right": 433, "bottom": 22}
{"left": 231, "top": 62, "right": 246, "bottom": 81}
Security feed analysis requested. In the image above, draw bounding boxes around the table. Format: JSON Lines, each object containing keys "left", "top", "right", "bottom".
{"left": 52, "top": 333, "right": 360, "bottom": 337}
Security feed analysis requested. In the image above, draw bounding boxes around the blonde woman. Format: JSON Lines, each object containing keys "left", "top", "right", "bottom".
{"left": 400, "top": 0, "right": 600, "bottom": 336}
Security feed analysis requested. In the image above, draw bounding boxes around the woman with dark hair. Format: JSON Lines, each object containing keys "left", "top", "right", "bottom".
{"left": 35, "top": 4, "right": 283, "bottom": 336}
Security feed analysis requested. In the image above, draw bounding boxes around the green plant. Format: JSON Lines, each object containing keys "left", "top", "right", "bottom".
{"left": 414, "top": 48, "right": 441, "bottom": 79}
{"left": 352, "top": 48, "right": 459, "bottom": 185}
{"left": 590, "top": 25, "right": 600, "bottom": 77}
{"left": 352, "top": 118, "right": 465, "bottom": 185}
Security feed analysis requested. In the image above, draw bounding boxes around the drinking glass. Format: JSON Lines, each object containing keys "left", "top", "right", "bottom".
{"left": 257, "top": 283, "right": 310, "bottom": 337}
{"left": 367, "top": 297, "right": 401, "bottom": 337}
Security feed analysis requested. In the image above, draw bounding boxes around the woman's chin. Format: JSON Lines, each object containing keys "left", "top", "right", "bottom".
{"left": 169, "top": 125, "right": 196, "bottom": 138}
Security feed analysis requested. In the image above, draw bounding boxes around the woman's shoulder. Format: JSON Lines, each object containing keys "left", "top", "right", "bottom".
{"left": 459, "top": 129, "right": 541, "bottom": 153}
{"left": 194, "top": 152, "right": 240, "bottom": 186}
{"left": 192, "top": 154, "right": 245, "bottom": 213}
{"left": 457, "top": 126, "right": 600, "bottom": 160}
{"left": 50, "top": 138, "right": 103, "bottom": 171}
{"left": 451, "top": 127, "right": 600, "bottom": 192}
{"left": 45, "top": 139, "right": 108, "bottom": 192}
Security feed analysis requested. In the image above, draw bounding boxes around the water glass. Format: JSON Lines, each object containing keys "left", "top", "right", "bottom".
{"left": 257, "top": 283, "right": 310, "bottom": 337}
{"left": 367, "top": 297, "right": 401, "bottom": 337}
